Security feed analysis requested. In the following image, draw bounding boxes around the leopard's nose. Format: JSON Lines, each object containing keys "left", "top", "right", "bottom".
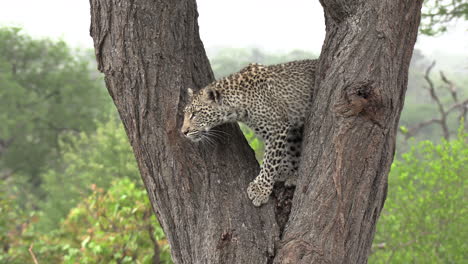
{"left": 182, "top": 127, "right": 189, "bottom": 136}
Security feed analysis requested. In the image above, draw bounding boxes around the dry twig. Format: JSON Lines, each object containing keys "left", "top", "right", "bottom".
{"left": 28, "top": 244, "right": 39, "bottom": 264}
{"left": 402, "top": 61, "right": 468, "bottom": 139}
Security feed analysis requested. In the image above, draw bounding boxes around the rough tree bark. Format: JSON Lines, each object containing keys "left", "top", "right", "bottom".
{"left": 274, "top": 1, "right": 423, "bottom": 263}
{"left": 89, "top": 0, "right": 423, "bottom": 263}
{"left": 89, "top": 1, "right": 277, "bottom": 263}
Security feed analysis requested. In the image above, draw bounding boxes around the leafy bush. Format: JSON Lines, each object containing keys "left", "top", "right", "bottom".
{"left": 1, "top": 179, "right": 172, "bottom": 264}
{"left": 39, "top": 118, "right": 140, "bottom": 230}
{"left": 0, "top": 190, "right": 37, "bottom": 264}
{"left": 58, "top": 179, "right": 171, "bottom": 263}
{"left": 371, "top": 126, "right": 467, "bottom": 263}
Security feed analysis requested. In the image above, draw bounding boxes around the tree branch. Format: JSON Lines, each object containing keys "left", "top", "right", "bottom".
{"left": 425, "top": 61, "right": 449, "bottom": 139}
{"left": 403, "top": 118, "right": 442, "bottom": 139}
{"left": 440, "top": 71, "right": 458, "bottom": 103}
{"left": 424, "top": 62, "right": 446, "bottom": 117}
{"left": 28, "top": 244, "right": 39, "bottom": 264}
{"left": 404, "top": 62, "right": 467, "bottom": 140}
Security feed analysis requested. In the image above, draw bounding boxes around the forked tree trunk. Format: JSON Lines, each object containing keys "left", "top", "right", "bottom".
{"left": 89, "top": 0, "right": 423, "bottom": 263}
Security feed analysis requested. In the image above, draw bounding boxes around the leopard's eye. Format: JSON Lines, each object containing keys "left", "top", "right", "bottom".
{"left": 189, "top": 112, "right": 196, "bottom": 120}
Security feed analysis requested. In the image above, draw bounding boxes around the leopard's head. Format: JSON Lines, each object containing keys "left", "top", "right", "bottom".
{"left": 181, "top": 86, "right": 240, "bottom": 142}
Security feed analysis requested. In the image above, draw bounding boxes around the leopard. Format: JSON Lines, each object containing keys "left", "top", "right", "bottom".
{"left": 181, "top": 59, "right": 317, "bottom": 206}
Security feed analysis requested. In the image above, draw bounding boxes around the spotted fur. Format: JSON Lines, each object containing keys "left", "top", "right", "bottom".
{"left": 181, "top": 59, "right": 317, "bottom": 206}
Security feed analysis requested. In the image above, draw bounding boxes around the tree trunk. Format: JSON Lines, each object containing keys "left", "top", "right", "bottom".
{"left": 89, "top": 1, "right": 278, "bottom": 263}
{"left": 89, "top": 0, "right": 423, "bottom": 263}
{"left": 273, "top": 1, "right": 423, "bottom": 263}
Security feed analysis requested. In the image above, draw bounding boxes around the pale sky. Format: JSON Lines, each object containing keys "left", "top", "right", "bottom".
{"left": 0, "top": 0, "right": 467, "bottom": 58}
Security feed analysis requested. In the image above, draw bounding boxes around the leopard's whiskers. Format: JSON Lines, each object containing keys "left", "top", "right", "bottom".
{"left": 201, "top": 132, "right": 216, "bottom": 147}
{"left": 209, "top": 129, "right": 231, "bottom": 142}
{"left": 205, "top": 130, "right": 224, "bottom": 141}
{"left": 211, "top": 128, "right": 231, "bottom": 136}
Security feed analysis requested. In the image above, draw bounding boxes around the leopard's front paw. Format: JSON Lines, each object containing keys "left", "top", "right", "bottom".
{"left": 247, "top": 181, "right": 272, "bottom": 207}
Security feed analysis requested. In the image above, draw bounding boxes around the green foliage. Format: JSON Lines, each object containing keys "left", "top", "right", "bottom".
{"left": 1, "top": 179, "right": 172, "bottom": 264}
{"left": 59, "top": 179, "right": 171, "bottom": 264}
{"left": 0, "top": 190, "right": 35, "bottom": 264}
{"left": 0, "top": 27, "right": 111, "bottom": 203}
{"left": 39, "top": 118, "right": 140, "bottom": 231}
{"left": 371, "top": 126, "right": 467, "bottom": 263}
{"left": 240, "top": 123, "right": 265, "bottom": 162}
{"left": 421, "top": 0, "right": 468, "bottom": 35}
{"left": 1, "top": 107, "right": 169, "bottom": 262}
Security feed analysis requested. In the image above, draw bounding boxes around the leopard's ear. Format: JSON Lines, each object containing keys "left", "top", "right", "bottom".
{"left": 205, "top": 87, "right": 222, "bottom": 105}
{"left": 187, "top": 88, "right": 194, "bottom": 99}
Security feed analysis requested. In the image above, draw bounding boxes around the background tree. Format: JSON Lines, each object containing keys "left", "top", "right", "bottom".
{"left": 421, "top": 0, "right": 468, "bottom": 35}
{"left": 89, "top": 1, "right": 423, "bottom": 264}
{"left": 38, "top": 118, "right": 141, "bottom": 230}
{"left": 401, "top": 61, "right": 468, "bottom": 140}
{"left": 0, "top": 28, "right": 111, "bottom": 205}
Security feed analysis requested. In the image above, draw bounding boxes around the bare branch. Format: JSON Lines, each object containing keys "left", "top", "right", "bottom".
{"left": 403, "top": 118, "right": 442, "bottom": 139}
{"left": 404, "top": 62, "right": 467, "bottom": 140}
{"left": 449, "top": 99, "right": 468, "bottom": 126}
{"left": 424, "top": 61, "right": 449, "bottom": 139}
{"left": 446, "top": 99, "right": 468, "bottom": 114}
{"left": 440, "top": 71, "right": 458, "bottom": 103}
{"left": 28, "top": 244, "right": 39, "bottom": 264}
{"left": 424, "top": 62, "right": 446, "bottom": 116}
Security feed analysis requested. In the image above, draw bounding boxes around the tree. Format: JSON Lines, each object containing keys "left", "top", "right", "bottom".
{"left": 0, "top": 28, "right": 111, "bottom": 202}
{"left": 89, "top": 0, "right": 423, "bottom": 263}
{"left": 421, "top": 0, "right": 468, "bottom": 35}
{"left": 401, "top": 61, "right": 468, "bottom": 141}
{"left": 38, "top": 118, "right": 140, "bottom": 231}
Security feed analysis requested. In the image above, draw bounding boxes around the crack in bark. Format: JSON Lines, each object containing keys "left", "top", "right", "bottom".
{"left": 272, "top": 183, "right": 296, "bottom": 237}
